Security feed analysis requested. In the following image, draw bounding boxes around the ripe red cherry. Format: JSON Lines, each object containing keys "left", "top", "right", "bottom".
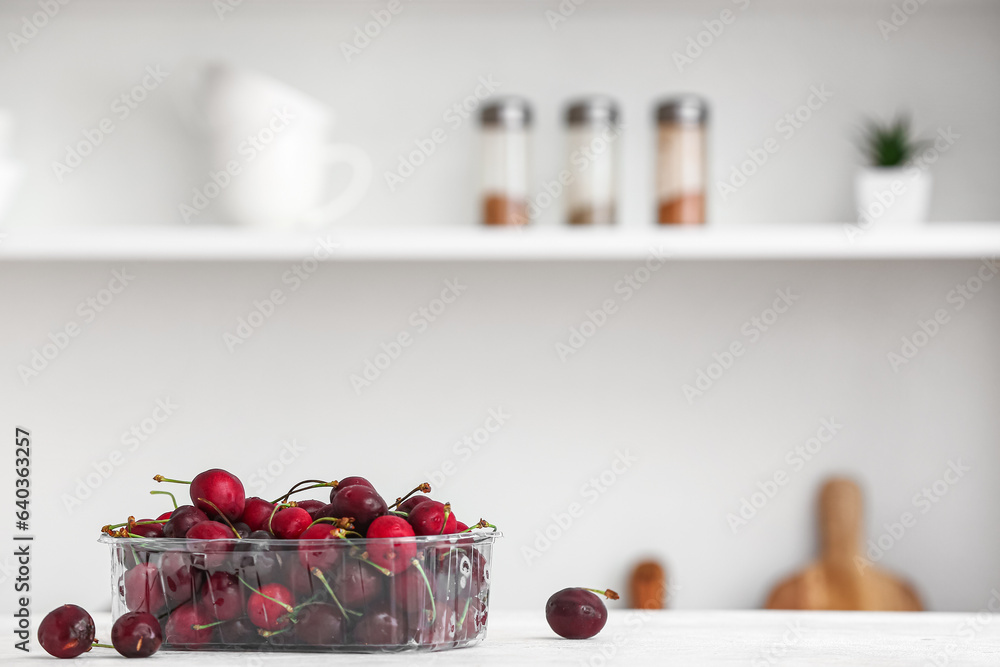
{"left": 240, "top": 497, "right": 276, "bottom": 532}
{"left": 156, "top": 511, "right": 173, "bottom": 521}
{"left": 397, "top": 495, "right": 432, "bottom": 514}
{"left": 329, "top": 476, "right": 374, "bottom": 502}
{"left": 408, "top": 501, "right": 457, "bottom": 536}
{"left": 545, "top": 588, "right": 618, "bottom": 639}
{"left": 111, "top": 611, "right": 163, "bottom": 658}
{"left": 200, "top": 572, "right": 244, "bottom": 621}
{"left": 298, "top": 523, "right": 345, "bottom": 570}
{"left": 187, "top": 520, "right": 234, "bottom": 541}
{"left": 190, "top": 468, "right": 245, "bottom": 521}
{"left": 328, "top": 484, "right": 387, "bottom": 534}
{"left": 247, "top": 583, "right": 294, "bottom": 631}
{"left": 366, "top": 515, "right": 416, "bottom": 574}
{"left": 270, "top": 506, "right": 312, "bottom": 538}
{"left": 124, "top": 563, "right": 165, "bottom": 614}
{"left": 162, "top": 505, "right": 208, "bottom": 538}
{"left": 38, "top": 604, "right": 95, "bottom": 658}
{"left": 164, "top": 602, "right": 214, "bottom": 645}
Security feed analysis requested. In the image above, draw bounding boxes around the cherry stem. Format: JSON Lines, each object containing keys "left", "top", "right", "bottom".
{"left": 460, "top": 519, "right": 498, "bottom": 533}
{"left": 198, "top": 497, "right": 242, "bottom": 539}
{"left": 306, "top": 516, "right": 354, "bottom": 531}
{"left": 355, "top": 551, "right": 392, "bottom": 576}
{"left": 153, "top": 475, "right": 191, "bottom": 485}
{"left": 584, "top": 588, "right": 620, "bottom": 600}
{"left": 458, "top": 596, "right": 472, "bottom": 628}
{"left": 91, "top": 642, "right": 114, "bottom": 649}
{"left": 237, "top": 576, "right": 295, "bottom": 613}
{"left": 258, "top": 627, "right": 293, "bottom": 638}
{"left": 412, "top": 558, "right": 436, "bottom": 623}
{"left": 150, "top": 490, "right": 178, "bottom": 509}
{"left": 192, "top": 620, "right": 226, "bottom": 631}
{"left": 273, "top": 480, "right": 334, "bottom": 504}
{"left": 388, "top": 482, "right": 432, "bottom": 510}
{"left": 310, "top": 568, "right": 358, "bottom": 620}
{"left": 390, "top": 510, "right": 409, "bottom": 518}
{"left": 105, "top": 518, "right": 169, "bottom": 531}
{"left": 439, "top": 502, "right": 452, "bottom": 535}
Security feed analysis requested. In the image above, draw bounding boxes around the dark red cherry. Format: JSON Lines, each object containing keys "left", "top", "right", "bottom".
{"left": 408, "top": 501, "right": 457, "bottom": 536}
{"left": 397, "top": 495, "right": 432, "bottom": 514}
{"left": 124, "top": 563, "right": 165, "bottom": 614}
{"left": 111, "top": 611, "right": 163, "bottom": 658}
{"left": 269, "top": 507, "right": 312, "bottom": 539}
{"left": 239, "top": 497, "right": 276, "bottom": 533}
{"left": 296, "top": 499, "right": 327, "bottom": 519}
{"left": 247, "top": 583, "right": 294, "bottom": 631}
{"left": 353, "top": 607, "right": 405, "bottom": 645}
{"left": 190, "top": 468, "right": 245, "bottom": 521}
{"left": 329, "top": 476, "right": 374, "bottom": 502}
{"left": 366, "top": 515, "right": 416, "bottom": 574}
{"left": 328, "top": 485, "right": 387, "bottom": 535}
{"left": 164, "top": 602, "right": 214, "bottom": 645}
{"left": 163, "top": 505, "right": 208, "bottom": 538}
{"left": 545, "top": 588, "right": 617, "bottom": 639}
{"left": 200, "top": 572, "right": 244, "bottom": 622}
{"left": 38, "top": 604, "right": 95, "bottom": 658}
{"left": 293, "top": 604, "right": 348, "bottom": 645}
{"left": 333, "top": 560, "right": 386, "bottom": 609}
{"left": 131, "top": 519, "right": 164, "bottom": 538}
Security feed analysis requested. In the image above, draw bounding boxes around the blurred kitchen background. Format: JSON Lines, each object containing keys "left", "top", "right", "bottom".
{"left": 1, "top": 0, "right": 999, "bottom": 617}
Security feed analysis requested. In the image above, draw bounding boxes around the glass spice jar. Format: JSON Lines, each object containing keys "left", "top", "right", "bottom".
{"left": 565, "top": 97, "right": 620, "bottom": 225}
{"left": 656, "top": 96, "right": 709, "bottom": 225}
{"left": 481, "top": 98, "right": 532, "bottom": 226}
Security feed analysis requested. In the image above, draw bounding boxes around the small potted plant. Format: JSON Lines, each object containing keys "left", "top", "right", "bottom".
{"left": 855, "top": 115, "right": 932, "bottom": 227}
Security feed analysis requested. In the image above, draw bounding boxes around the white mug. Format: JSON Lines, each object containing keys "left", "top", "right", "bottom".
{"left": 175, "top": 62, "right": 371, "bottom": 229}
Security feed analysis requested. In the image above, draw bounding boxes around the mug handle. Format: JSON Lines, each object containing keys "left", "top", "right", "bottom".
{"left": 300, "top": 143, "right": 372, "bottom": 227}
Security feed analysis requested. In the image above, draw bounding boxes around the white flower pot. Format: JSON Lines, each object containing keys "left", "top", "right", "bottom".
{"left": 854, "top": 166, "right": 932, "bottom": 228}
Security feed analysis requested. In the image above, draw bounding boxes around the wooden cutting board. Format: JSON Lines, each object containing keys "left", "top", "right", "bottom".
{"left": 765, "top": 477, "right": 923, "bottom": 611}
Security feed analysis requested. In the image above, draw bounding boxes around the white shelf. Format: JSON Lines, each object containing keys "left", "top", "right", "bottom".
{"left": 1, "top": 224, "right": 999, "bottom": 262}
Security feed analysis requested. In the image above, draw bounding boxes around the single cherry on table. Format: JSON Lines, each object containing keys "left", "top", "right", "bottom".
{"left": 545, "top": 587, "right": 619, "bottom": 639}
{"left": 38, "top": 604, "right": 96, "bottom": 658}
{"left": 111, "top": 611, "right": 163, "bottom": 658}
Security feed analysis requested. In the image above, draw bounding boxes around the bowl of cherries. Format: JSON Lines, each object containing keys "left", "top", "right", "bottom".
{"left": 98, "top": 469, "right": 499, "bottom": 653}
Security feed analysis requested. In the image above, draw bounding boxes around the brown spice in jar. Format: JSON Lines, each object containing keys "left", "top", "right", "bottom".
{"left": 569, "top": 204, "right": 616, "bottom": 226}
{"left": 658, "top": 193, "right": 704, "bottom": 225}
{"left": 484, "top": 194, "right": 529, "bottom": 226}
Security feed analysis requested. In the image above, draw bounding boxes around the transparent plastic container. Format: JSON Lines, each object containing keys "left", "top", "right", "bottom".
{"left": 100, "top": 531, "right": 499, "bottom": 653}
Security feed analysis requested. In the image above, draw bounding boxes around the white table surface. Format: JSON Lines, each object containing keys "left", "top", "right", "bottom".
{"left": 6, "top": 610, "right": 1000, "bottom": 666}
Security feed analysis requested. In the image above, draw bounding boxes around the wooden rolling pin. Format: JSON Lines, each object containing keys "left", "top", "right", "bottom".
{"left": 765, "top": 477, "right": 923, "bottom": 611}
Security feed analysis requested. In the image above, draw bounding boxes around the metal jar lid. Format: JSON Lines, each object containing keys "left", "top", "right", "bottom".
{"left": 656, "top": 95, "right": 709, "bottom": 125}
{"left": 566, "top": 96, "right": 620, "bottom": 126}
{"left": 481, "top": 97, "right": 533, "bottom": 128}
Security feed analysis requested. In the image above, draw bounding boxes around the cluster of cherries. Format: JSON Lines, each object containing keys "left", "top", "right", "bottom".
{"left": 40, "top": 468, "right": 496, "bottom": 657}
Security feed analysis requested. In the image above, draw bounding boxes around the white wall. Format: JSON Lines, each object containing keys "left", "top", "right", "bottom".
{"left": 0, "top": 0, "right": 998, "bottom": 230}
{"left": 1, "top": 0, "right": 999, "bottom": 617}
{"left": 2, "top": 258, "right": 999, "bottom": 613}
